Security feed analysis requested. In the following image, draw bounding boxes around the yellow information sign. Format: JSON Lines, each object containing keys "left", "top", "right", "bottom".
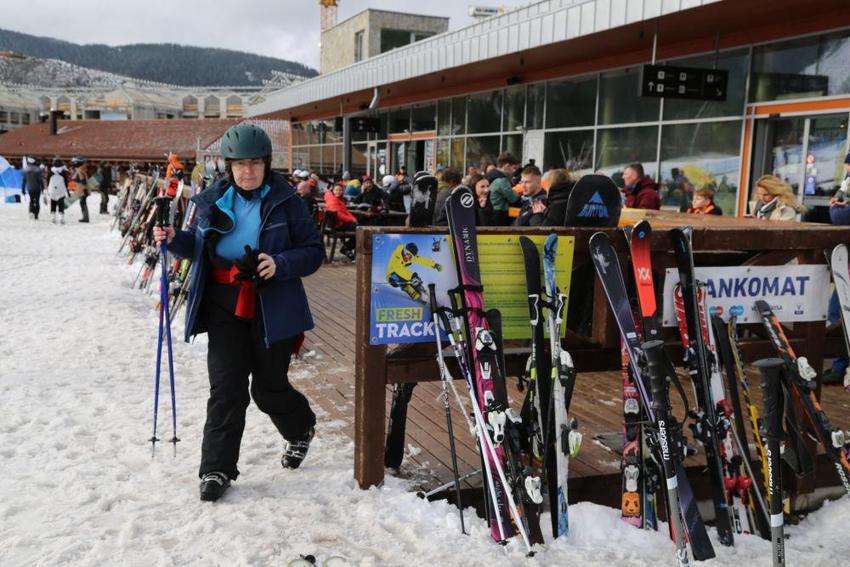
{"left": 478, "top": 235, "right": 574, "bottom": 340}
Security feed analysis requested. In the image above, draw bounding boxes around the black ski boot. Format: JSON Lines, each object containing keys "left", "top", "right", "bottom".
{"left": 199, "top": 472, "right": 230, "bottom": 502}
{"left": 281, "top": 427, "right": 315, "bottom": 470}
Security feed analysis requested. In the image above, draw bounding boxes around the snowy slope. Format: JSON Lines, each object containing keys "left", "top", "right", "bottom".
{"left": 0, "top": 199, "right": 848, "bottom": 566}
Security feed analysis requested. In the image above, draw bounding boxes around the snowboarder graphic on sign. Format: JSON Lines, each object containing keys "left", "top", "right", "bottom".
{"left": 386, "top": 242, "right": 442, "bottom": 302}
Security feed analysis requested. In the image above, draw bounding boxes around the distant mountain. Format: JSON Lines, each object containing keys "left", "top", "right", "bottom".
{"left": 0, "top": 28, "right": 317, "bottom": 87}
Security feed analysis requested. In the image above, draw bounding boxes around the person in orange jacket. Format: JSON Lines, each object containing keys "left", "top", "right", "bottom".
{"left": 323, "top": 182, "right": 357, "bottom": 259}
{"left": 686, "top": 187, "right": 723, "bottom": 216}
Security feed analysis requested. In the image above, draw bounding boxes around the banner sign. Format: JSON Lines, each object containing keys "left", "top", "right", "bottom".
{"left": 369, "top": 233, "right": 574, "bottom": 344}
{"left": 662, "top": 265, "right": 829, "bottom": 325}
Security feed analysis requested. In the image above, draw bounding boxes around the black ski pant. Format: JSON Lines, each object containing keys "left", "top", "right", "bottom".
{"left": 28, "top": 189, "right": 41, "bottom": 219}
{"left": 79, "top": 194, "right": 90, "bottom": 221}
{"left": 100, "top": 189, "right": 109, "bottom": 214}
{"left": 199, "top": 284, "right": 316, "bottom": 480}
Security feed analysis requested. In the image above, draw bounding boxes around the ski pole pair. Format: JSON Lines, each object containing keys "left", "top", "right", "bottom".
{"left": 150, "top": 193, "right": 179, "bottom": 456}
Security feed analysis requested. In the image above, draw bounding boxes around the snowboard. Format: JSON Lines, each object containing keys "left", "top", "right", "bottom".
{"left": 408, "top": 172, "right": 438, "bottom": 227}
{"left": 563, "top": 174, "right": 622, "bottom": 227}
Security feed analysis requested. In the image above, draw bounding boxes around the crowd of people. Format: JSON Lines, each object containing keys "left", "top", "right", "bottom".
{"left": 20, "top": 156, "right": 117, "bottom": 224}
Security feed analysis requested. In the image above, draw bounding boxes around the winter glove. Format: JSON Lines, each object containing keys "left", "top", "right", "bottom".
{"left": 233, "top": 245, "right": 270, "bottom": 291}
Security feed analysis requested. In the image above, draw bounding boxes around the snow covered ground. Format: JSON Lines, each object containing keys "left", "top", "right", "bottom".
{"left": 1, "top": 198, "right": 848, "bottom": 566}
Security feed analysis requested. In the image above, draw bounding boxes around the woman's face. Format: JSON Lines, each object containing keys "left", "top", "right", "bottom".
{"left": 231, "top": 159, "right": 265, "bottom": 191}
{"left": 475, "top": 178, "right": 490, "bottom": 198}
{"left": 756, "top": 185, "right": 772, "bottom": 204}
{"left": 332, "top": 184, "right": 344, "bottom": 197}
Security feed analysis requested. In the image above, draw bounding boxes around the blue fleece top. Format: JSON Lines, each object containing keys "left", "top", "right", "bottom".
{"left": 206, "top": 185, "right": 269, "bottom": 262}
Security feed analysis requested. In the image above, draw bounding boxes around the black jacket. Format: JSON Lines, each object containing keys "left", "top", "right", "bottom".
{"left": 541, "top": 181, "right": 574, "bottom": 226}
{"left": 432, "top": 186, "right": 453, "bottom": 226}
{"left": 513, "top": 192, "right": 548, "bottom": 227}
{"left": 22, "top": 164, "right": 44, "bottom": 194}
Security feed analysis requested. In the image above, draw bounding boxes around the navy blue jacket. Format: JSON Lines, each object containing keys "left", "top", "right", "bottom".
{"left": 168, "top": 172, "right": 323, "bottom": 346}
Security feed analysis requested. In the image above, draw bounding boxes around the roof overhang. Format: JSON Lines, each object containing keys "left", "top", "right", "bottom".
{"left": 251, "top": 0, "right": 850, "bottom": 122}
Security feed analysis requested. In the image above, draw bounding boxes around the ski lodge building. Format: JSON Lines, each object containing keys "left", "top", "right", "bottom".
{"left": 250, "top": 0, "right": 850, "bottom": 219}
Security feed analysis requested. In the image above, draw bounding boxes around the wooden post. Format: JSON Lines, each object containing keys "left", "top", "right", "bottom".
{"left": 354, "top": 229, "right": 388, "bottom": 488}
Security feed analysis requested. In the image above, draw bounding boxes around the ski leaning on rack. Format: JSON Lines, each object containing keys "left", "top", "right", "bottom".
{"left": 830, "top": 244, "right": 850, "bottom": 389}
{"left": 625, "top": 220, "right": 661, "bottom": 530}
{"left": 711, "top": 314, "right": 772, "bottom": 540}
{"left": 446, "top": 185, "right": 540, "bottom": 551}
{"left": 755, "top": 300, "right": 850, "bottom": 497}
{"left": 542, "top": 233, "right": 581, "bottom": 539}
{"left": 669, "top": 227, "right": 735, "bottom": 546}
{"left": 519, "top": 237, "right": 556, "bottom": 538}
{"left": 589, "top": 231, "right": 714, "bottom": 562}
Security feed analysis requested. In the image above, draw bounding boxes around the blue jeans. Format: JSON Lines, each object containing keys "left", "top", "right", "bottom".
{"left": 829, "top": 204, "right": 850, "bottom": 225}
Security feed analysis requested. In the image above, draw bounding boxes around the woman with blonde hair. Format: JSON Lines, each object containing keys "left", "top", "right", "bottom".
{"left": 751, "top": 175, "right": 804, "bottom": 221}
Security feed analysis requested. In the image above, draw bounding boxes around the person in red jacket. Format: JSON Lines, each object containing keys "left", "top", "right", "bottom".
{"left": 323, "top": 182, "right": 357, "bottom": 259}
{"left": 622, "top": 162, "right": 660, "bottom": 209}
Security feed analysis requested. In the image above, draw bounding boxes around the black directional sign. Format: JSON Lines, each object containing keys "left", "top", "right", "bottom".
{"left": 350, "top": 117, "right": 381, "bottom": 133}
{"left": 640, "top": 64, "right": 728, "bottom": 101}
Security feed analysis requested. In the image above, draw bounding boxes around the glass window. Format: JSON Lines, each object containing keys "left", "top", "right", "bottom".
{"left": 544, "top": 130, "right": 594, "bottom": 174}
{"left": 354, "top": 30, "right": 364, "bottom": 62}
{"left": 595, "top": 126, "right": 659, "bottom": 185}
{"left": 502, "top": 134, "right": 522, "bottom": 159}
{"left": 351, "top": 143, "right": 368, "bottom": 178}
{"left": 413, "top": 31, "right": 435, "bottom": 42}
{"left": 437, "top": 99, "right": 452, "bottom": 136}
{"left": 451, "top": 97, "right": 466, "bottom": 135}
{"left": 659, "top": 121, "right": 743, "bottom": 214}
{"left": 546, "top": 75, "right": 597, "bottom": 128}
{"left": 466, "top": 136, "right": 501, "bottom": 173}
{"left": 598, "top": 68, "right": 660, "bottom": 125}
{"left": 436, "top": 138, "right": 450, "bottom": 170}
{"left": 504, "top": 86, "right": 525, "bottom": 133}
{"left": 411, "top": 103, "right": 436, "bottom": 131}
{"left": 388, "top": 108, "right": 410, "bottom": 133}
{"left": 308, "top": 146, "right": 322, "bottom": 173}
{"left": 381, "top": 29, "right": 412, "bottom": 53}
{"left": 663, "top": 49, "right": 749, "bottom": 120}
{"left": 450, "top": 138, "right": 465, "bottom": 168}
{"left": 750, "top": 30, "right": 850, "bottom": 102}
{"left": 527, "top": 83, "right": 545, "bottom": 129}
{"left": 467, "top": 91, "right": 502, "bottom": 134}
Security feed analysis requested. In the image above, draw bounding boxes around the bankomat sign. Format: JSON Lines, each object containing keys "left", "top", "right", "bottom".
{"left": 662, "top": 265, "right": 829, "bottom": 325}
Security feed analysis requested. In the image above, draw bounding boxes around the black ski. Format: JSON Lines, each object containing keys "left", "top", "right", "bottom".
{"left": 669, "top": 227, "right": 735, "bottom": 547}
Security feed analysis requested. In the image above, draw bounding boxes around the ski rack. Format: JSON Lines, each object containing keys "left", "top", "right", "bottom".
{"left": 351, "top": 218, "right": 850, "bottom": 513}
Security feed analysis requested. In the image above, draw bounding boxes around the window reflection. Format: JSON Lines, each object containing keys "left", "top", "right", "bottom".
{"left": 544, "top": 130, "right": 594, "bottom": 175}
{"left": 596, "top": 126, "right": 659, "bottom": 186}
{"left": 659, "top": 121, "right": 743, "bottom": 214}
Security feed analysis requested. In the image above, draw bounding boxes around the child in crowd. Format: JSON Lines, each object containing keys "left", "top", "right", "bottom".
{"left": 686, "top": 187, "right": 723, "bottom": 216}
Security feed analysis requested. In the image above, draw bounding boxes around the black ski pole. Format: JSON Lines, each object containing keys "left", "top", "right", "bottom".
{"left": 643, "top": 340, "right": 689, "bottom": 567}
{"left": 429, "top": 284, "right": 466, "bottom": 535}
{"left": 756, "top": 358, "right": 786, "bottom": 567}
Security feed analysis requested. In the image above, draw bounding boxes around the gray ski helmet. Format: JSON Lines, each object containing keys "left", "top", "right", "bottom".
{"left": 220, "top": 123, "right": 272, "bottom": 160}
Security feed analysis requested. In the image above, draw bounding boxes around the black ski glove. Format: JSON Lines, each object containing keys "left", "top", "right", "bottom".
{"left": 233, "top": 245, "right": 270, "bottom": 291}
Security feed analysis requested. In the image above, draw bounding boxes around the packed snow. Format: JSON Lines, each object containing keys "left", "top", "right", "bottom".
{"left": 1, "top": 198, "right": 848, "bottom": 566}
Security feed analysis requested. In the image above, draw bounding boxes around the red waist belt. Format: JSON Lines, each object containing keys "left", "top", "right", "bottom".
{"left": 210, "top": 266, "right": 256, "bottom": 320}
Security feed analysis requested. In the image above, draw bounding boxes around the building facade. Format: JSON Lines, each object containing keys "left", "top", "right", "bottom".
{"left": 320, "top": 9, "right": 449, "bottom": 74}
{"left": 253, "top": 0, "right": 850, "bottom": 219}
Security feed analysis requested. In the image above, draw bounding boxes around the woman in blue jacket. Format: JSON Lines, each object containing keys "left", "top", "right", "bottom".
{"left": 154, "top": 123, "right": 324, "bottom": 502}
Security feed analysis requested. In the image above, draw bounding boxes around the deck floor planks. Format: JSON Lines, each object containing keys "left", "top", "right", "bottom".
{"left": 300, "top": 259, "right": 850, "bottom": 491}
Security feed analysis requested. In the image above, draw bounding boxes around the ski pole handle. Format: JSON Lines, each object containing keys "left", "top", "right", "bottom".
{"left": 154, "top": 196, "right": 171, "bottom": 228}
{"left": 642, "top": 339, "right": 671, "bottom": 413}
{"left": 756, "top": 359, "right": 785, "bottom": 441}
{"left": 755, "top": 358, "right": 786, "bottom": 567}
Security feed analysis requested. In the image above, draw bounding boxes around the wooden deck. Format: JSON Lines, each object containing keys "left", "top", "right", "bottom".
{"left": 299, "top": 259, "right": 850, "bottom": 505}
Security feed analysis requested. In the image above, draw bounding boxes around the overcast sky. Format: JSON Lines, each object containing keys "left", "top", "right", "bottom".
{"left": 1, "top": 0, "right": 532, "bottom": 70}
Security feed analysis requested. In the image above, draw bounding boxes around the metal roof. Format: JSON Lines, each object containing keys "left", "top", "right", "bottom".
{"left": 249, "top": 0, "right": 720, "bottom": 117}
